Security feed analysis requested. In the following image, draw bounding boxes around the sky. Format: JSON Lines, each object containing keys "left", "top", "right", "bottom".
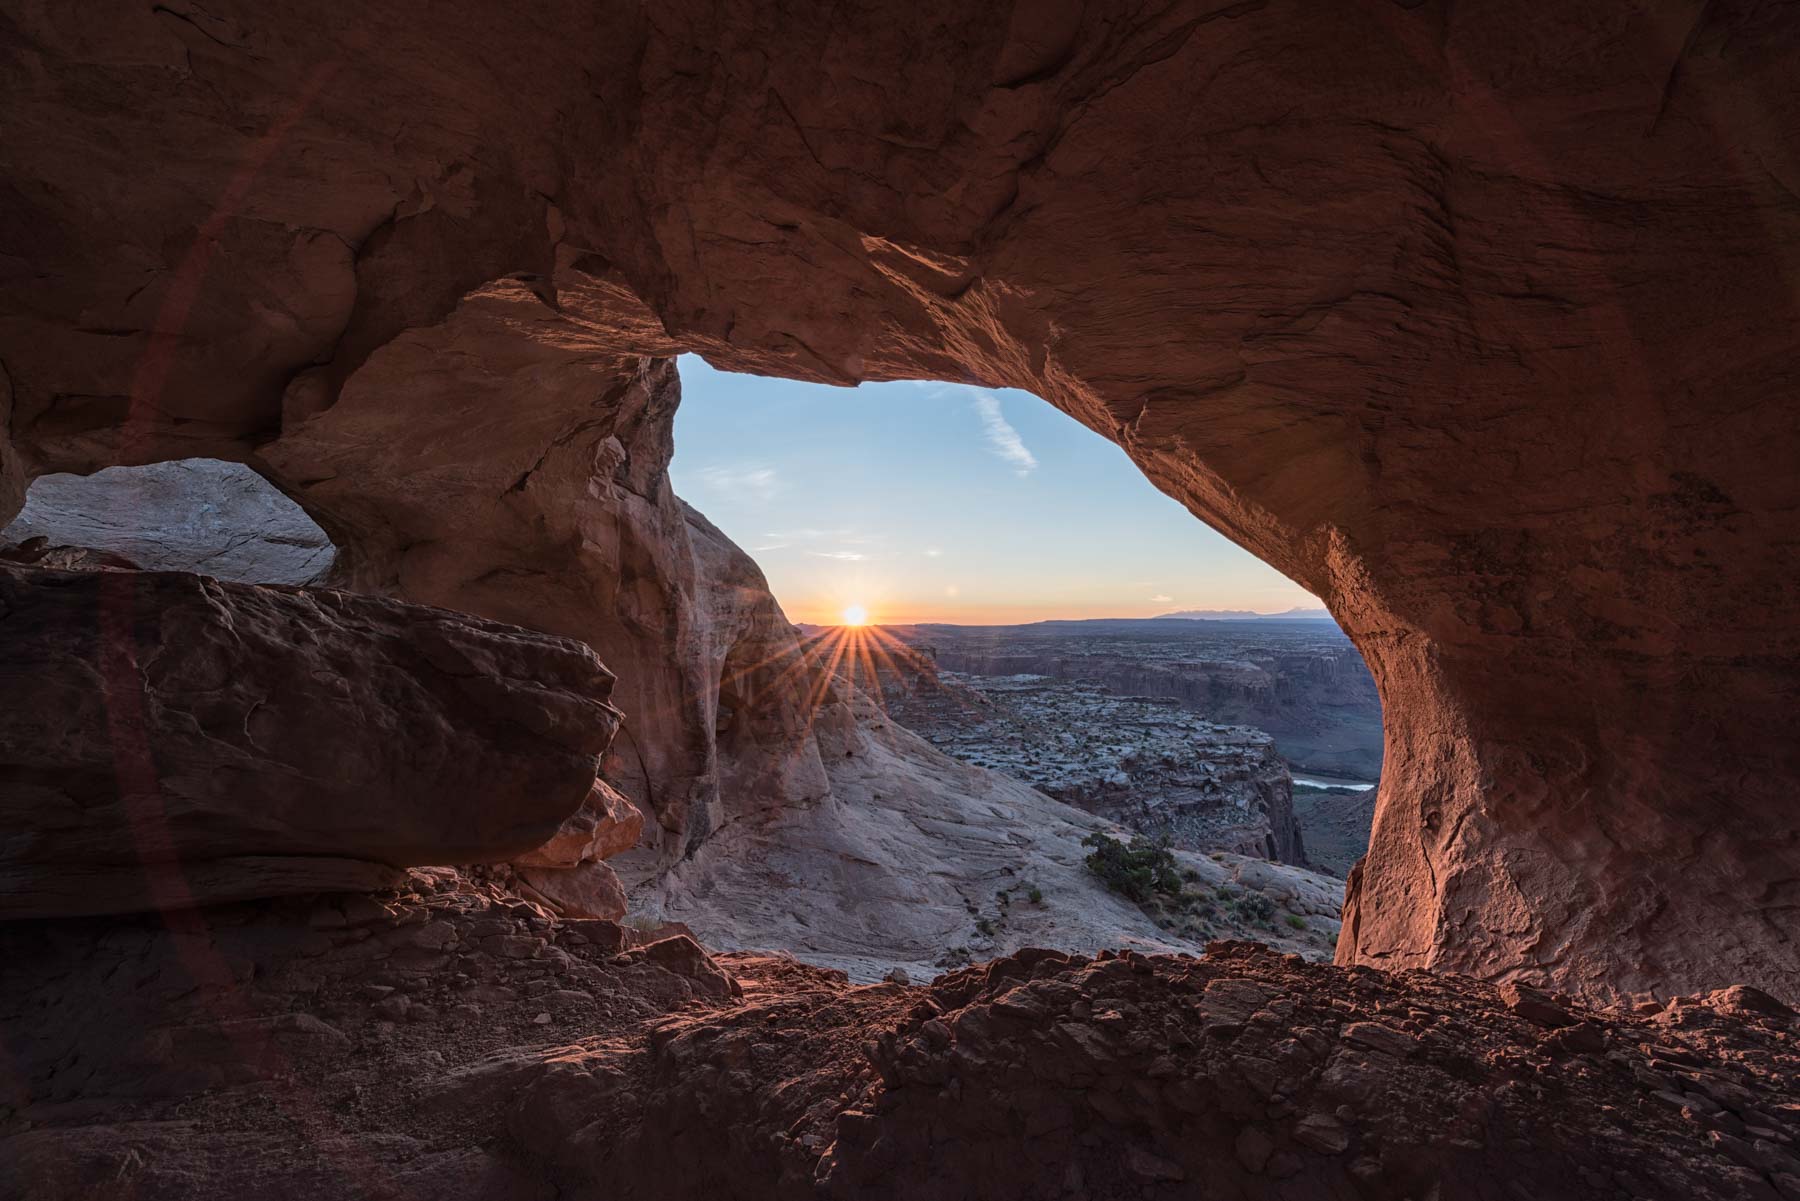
{"left": 669, "top": 355, "right": 1318, "bottom": 626}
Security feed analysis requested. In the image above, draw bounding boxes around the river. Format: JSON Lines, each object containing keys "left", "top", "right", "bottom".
{"left": 1291, "top": 772, "right": 1377, "bottom": 791}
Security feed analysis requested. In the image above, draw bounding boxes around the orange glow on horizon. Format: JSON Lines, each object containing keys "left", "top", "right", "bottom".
{"left": 786, "top": 600, "right": 1229, "bottom": 627}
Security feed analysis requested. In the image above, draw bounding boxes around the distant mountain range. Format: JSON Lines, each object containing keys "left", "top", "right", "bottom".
{"left": 1158, "top": 607, "right": 1334, "bottom": 621}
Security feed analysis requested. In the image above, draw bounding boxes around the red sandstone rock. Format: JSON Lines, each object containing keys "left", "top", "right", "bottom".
{"left": 512, "top": 780, "right": 645, "bottom": 868}
{"left": 0, "top": 1, "right": 1794, "bottom": 1004}
{"left": 0, "top": 564, "right": 620, "bottom": 916}
{"left": 515, "top": 860, "right": 629, "bottom": 921}
{"left": 1499, "top": 980, "right": 1578, "bottom": 1028}
{"left": 254, "top": 284, "right": 831, "bottom": 867}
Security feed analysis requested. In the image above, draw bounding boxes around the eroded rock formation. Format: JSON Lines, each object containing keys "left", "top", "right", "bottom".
{"left": 0, "top": 0, "right": 1795, "bottom": 1006}
{"left": 0, "top": 564, "right": 619, "bottom": 915}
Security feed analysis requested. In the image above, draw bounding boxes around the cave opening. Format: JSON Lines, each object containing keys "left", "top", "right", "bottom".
{"left": 657, "top": 353, "right": 1386, "bottom": 969}
{"left": 0, "top": 366, "right": 1387, "bottom": 979}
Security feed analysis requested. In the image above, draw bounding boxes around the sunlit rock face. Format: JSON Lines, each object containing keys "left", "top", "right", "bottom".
{"left": 0, "top": 2, "right": 1796, "bottom": 1001}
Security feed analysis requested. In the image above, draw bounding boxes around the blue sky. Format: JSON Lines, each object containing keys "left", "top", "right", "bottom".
{"left": 669, "top": 355, "right": 1316, "bottom": 625}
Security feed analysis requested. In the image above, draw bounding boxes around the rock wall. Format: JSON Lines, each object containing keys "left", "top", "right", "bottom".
{"left": 250, "top": 284, "right": 821, "bottom": 861}
{"left": 0, "top": 2, "right": 1796, "bottom": 1001}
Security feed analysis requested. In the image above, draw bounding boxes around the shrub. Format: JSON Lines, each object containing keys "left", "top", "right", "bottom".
{"left": 975, "top": 917, "right": 997, "bottom": 937}
{"left": 1028, "top": 886, "right": 1044, "bottom": 905}
{"left": 1080, "top": 832, "right": 1184, "bottom": 903}
{"left": 1285, "top": 914, "right": 1307, "bottom": 930}
{"left": 1235, "top": 892, "right": 1276, "bottom": 923}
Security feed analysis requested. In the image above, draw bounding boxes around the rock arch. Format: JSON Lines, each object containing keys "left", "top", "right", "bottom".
{"left": 0, "top": 1, "right": 1795, "bottom": 1002}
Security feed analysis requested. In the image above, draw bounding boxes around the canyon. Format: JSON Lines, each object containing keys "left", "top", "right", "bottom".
{"left": 885, "top": 618, "right": 1384, "bottom": 780}
{"left": 861, "top": 638, "right": 1313, "bottom": 866}
{"left": 2, "top": 1, "right": 1798, "bottom": 1197}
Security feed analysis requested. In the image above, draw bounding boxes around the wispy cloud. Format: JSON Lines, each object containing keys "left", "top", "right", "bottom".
{"left": 766, "top": 527, "right": 858, "bottom": 542}
{"left": 972, "top": 392, "right": 1037, "bottom": 476}
{"left": 924, "top": 547, "right": 943, "bottom": 558}
{"left": 1149, "top": 594, "right": 1173, "bottom": 604}
{"left": 809, "top": 550, "right": 870, "bottom": 562}
{"left": 696, "top": 464, "right": 782, "bottom": 503}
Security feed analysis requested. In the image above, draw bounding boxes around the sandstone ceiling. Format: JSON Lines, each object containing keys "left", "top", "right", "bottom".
{"left": 1, "top": 1, "right": 1796, "bottom": 1002}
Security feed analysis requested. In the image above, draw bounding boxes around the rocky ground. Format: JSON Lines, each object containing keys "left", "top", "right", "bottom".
{"left": 6, "top": 875, "right": 1797, "bottom": 1201}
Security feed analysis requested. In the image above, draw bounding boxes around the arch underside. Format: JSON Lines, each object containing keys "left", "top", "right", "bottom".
{"left": 0, "top": 0, "right": 1796, "bottom": 1003}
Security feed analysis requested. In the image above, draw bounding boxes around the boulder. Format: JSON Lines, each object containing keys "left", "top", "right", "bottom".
{"left": 512, "top": 781, "right": 644, "bottom": 868}
{"left": 515, "top": 861, "right": 628, "bottom": 921}
{"left": 0, "top": 564, "right": 620, "bottom": 916}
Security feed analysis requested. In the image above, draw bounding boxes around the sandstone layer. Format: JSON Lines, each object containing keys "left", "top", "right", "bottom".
{"left": 0, "top": 2, "right": 1796, "bottom": 1002}
{"left": 256, "top": 287, "right": 831, "bottom": 868}
{"left": 0, "top": 564, "right": 620, "bottom": 915}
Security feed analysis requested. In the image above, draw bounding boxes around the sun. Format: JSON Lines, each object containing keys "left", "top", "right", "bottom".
{"left": 841, "top": 604, "right": 869, "bottom": 627}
